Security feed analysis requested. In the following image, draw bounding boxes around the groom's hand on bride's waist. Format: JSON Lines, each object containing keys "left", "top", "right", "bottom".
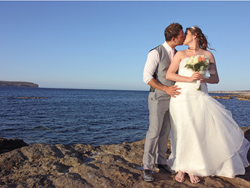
{"left": 164, "top": 85, "right": 181, "bottom": 98}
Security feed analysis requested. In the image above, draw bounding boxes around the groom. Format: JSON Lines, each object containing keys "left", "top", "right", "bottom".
{"left": 142, "top": 23, "right": 185, "bottom": 181}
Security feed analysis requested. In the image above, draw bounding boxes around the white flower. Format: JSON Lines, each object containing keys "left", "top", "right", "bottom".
{"left": 193, "top": 56, "right": 199, "bottom": 64}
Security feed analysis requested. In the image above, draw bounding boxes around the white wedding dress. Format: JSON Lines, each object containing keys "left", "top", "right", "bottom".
{"left": 166, "top": 57, "right": 250, "bottom": 178}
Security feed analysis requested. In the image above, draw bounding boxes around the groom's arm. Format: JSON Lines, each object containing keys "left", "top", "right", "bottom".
{"left": 147, "top": 79, "right": 180, "bottom": 98}
{"left": 143, "top": 50, "right": 180, "bottom": 97}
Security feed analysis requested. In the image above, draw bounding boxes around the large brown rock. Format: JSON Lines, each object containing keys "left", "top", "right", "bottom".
{"left": 0, "top": 127, "right": 250, "bottom": 188}
{"left": 212, "top": 96, "right": 233, "bottom": 99}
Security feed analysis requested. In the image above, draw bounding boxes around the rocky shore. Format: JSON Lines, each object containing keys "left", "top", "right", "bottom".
{"left": 1, "top": 127, "right": 250, "bottom": 188}
{"left": 212, "top": 93, "right": 250, "bottom": 101}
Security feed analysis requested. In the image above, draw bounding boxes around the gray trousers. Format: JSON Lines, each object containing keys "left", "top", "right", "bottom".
{"left": 143, "top": 92, "right": 171, "bottom": 170}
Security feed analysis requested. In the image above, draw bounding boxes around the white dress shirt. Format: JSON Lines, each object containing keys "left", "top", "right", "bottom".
{"left": 143, "top": 42, "right": 175, "bottom": 84}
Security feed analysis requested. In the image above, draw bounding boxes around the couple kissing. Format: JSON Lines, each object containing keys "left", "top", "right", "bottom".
{"left": 142, "top": 23, "right": 250, "bottom": 183}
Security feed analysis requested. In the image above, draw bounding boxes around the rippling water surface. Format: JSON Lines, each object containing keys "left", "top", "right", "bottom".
{"left": 0, "top": 88, "right": 249, "bottom": 146}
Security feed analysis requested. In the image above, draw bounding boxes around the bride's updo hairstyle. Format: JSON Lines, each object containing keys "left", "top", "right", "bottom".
{"left": 186, "top": 26, "right": 214, "bottom": 50}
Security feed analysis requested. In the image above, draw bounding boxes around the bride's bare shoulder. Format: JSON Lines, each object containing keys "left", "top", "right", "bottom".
{"left": 202, "top": 49, "right": 215, "bottom": 63}
{"left": 176, "top": 50, "right": 186, "bottom": 54}
{"left": 176, "top": 50, "right": 190, "bottom": 60}
{"left": 176, "top": 50, "right": 187, "bottom": 57}
{"left": 201, "top": 49, "right": 213, "bottom": 57}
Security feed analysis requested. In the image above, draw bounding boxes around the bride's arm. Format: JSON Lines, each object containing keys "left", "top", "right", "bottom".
{"left": 166, "top": 52, "right": 201, "bottom": 82}
{"left": 203, "top": 52, "right": 219, "bottom": 84}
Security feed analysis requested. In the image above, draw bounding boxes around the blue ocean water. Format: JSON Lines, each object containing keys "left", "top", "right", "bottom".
{"left": 0, "top": 87, "right": 249, "bottom": 146}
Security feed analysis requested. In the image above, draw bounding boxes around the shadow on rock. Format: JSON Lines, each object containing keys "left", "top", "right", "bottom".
{"left": 0, "top": 137, "right": 28, "bottom": 154}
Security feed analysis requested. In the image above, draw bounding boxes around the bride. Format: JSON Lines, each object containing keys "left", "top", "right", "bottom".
{"left": 166, "top": 26, "right": 250, "bottom": 183}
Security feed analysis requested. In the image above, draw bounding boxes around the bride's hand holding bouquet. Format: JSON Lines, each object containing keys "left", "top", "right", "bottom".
{"left": 189, "top": 71, "right": 203, "bottom": 82}
{"left": 185, "top": 55, "right": 210, "bottom": 90}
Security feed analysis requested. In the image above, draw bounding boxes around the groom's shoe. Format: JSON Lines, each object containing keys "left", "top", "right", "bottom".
{"left": 143, "top": 170, "right": 154, "bottom": 182}
{"left": 155, "top": 164, "right": 175, "bottom": 174}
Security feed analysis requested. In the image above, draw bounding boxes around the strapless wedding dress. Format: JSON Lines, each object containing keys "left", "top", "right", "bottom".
{"left": 166, "top": 57, "right": 250, "bottom": 178}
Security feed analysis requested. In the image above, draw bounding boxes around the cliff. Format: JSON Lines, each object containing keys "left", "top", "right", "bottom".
{"left": 0, "top": 81, "right": 38, "bottom": 88}
{"left": 0, "top": 127, "right": 250, "bottom": 188}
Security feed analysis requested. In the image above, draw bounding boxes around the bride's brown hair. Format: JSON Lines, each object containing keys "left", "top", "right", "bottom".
{"left": 186, "top": 26, "right": 215, "bottom": 51}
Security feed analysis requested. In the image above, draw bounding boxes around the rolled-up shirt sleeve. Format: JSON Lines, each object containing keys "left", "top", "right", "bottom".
{"left": 143, "top": 49, "right": 159, "bottom": 84}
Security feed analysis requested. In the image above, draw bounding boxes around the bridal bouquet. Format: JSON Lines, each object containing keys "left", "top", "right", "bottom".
{"left": 185, "top": 55, "right": 210, "bottom": 90}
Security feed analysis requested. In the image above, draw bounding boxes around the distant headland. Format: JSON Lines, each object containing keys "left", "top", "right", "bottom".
{"left": 209, "top": 90, "right": 250, "bottom": 93}
{"left": 0, "top": 81, "right": 39, "bottom": 88}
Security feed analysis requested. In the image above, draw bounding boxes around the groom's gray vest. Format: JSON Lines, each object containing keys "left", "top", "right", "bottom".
{"left": 150, "top": 45, "right": 175, "bottom": 97}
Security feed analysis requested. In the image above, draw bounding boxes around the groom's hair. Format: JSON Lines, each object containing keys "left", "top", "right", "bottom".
{"left": 164, "top": 23, "right": 183, "bottom": 41}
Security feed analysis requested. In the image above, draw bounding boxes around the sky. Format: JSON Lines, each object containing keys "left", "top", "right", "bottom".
{"left": 0, "top": 1, "right": 250, "bottom": 91}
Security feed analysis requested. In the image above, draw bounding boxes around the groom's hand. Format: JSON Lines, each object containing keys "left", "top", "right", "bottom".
{"left": 165, "top": 85, "right": 181, "bottom": 98}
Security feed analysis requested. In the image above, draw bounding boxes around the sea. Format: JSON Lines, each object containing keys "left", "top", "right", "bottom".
{"left": 0, "top": 87, "right": 249, "bottom": 146}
